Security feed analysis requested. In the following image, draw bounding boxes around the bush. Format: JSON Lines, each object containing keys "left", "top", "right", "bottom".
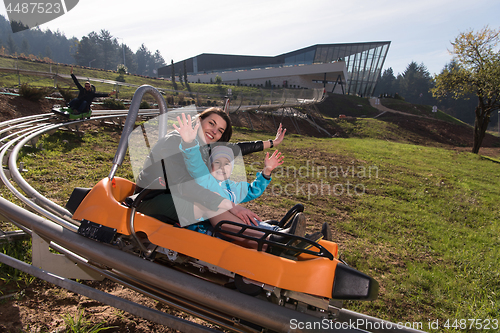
{"left": 394, "top": 93, "right": 405, "bottom": 101}
{"left": 117, "top": 64, "right": 128, "bottom": 75}
{"left": 19, "top": 83, "right": 52, "bottom": 102}
{"left": 102, "top": 98, "right": 125, "bottom": 110}
{"left": 165, "top": 96, "right": 174, "bottom": 105}
{"left": 178, "top": 93, "right": 185, "bottom": 104}
{"left": 56, "top": 85, "right": 75, "bottom": 103}
{"left": 140, "top": 101, "right": 150, "bottom": 109}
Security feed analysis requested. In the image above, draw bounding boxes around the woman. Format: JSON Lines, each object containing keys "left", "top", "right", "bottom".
{"left": 136, "top": 107, "right": 289, "bottom": 230}
{"left": 136, "top": 107, "right": 328, "bottom": 250}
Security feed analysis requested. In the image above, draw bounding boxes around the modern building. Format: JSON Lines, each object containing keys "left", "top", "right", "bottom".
{"left": 158, "top": 41, "right": 391, "bottom": 97}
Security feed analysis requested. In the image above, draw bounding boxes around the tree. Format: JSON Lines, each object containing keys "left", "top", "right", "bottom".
{"left": 73, "top": 30, "right": 128, "bottom": 71}
{"left": 122, "top": 44, "right": 137, "bottom": 74}
{"left": 153, "top": 50, "right": 165, "bottom": 71}
{"left": 434, "top": 61, "right": 477, "bottom": 125}
{"left": 135, "top": 46, "right": 165, "bottom": 77}
{"left": 74, "top": 33, "right": 100, "bottom": 67}
{"left": 99, "top": 30, "right": 116, "bottom": 70}
{"left": 136, "top": 44, "right": 151, "bottom": 76}
{"left": 20, "top": 39, "right": 30, "bottom": 55}
{"left": 398, "top": 62, "right": 433, "bottom": 105}
{"left": 6, "top": 35, "right": 16, "bottom": 54}
{"left": 183, "top": 60, "right": 191, "bottom": 92}
{"left": 44, "top": 45, "right": 52, "bottom": 60}
{"left": 171, "top": 59, "right": 177, "bottom": 90}
{"left": 432, "top": 26, "right": 500, "bottom": 154}
{"left": 178, "top": 68, "right": 184, "bottom": 86}
{"left": 183, "top": 60, "right": 188, "bottom": 84}
{"left": 0, "top": 16, "right": 75, "bottom": 63}
{"left": 374, "top": 67, "right": 397, "bottom": 96}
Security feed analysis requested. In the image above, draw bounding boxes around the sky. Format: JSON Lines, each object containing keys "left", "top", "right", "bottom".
{"left": 1, "top": 0, "right": 499, "bottom": 76}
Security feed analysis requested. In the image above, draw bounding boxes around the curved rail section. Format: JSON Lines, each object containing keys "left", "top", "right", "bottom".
{"left": 0, "top": 92, "right": 425, "bottom": 333}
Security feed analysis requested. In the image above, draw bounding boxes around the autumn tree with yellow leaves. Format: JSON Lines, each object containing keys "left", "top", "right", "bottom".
{"left": 432, "top": 26, "right": 500, "bottom": 153}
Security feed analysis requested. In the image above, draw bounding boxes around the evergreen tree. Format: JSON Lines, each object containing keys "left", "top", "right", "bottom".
{"left": 136, "top": 44, "right": 151, "bottom": 76}
{"left": 171, "top": 59, "right": 177, "bottom": 90}
{"left": 374, "top": 68, "right": 396, "bottom": 96}
{"left": 183, "top": 60, "right": 188, "bottom": 82}
{"left": 99, "top": 29, "right": 117, "bottom": 70}
{"left": 74, "top": 34, "right": 100, "bottom": 67}
{"left": 398, "top": 62, "right": 433, "bottom": 105}
{"left": 178, "top": 69, "right": 184, "bottom": 85}
{"left": 123, "top": 44, "right": 137, "bottom": 74}
{"left": 153, "top": 50, "right": 165, "bottom": 70}
{"left": 44, "top": 45, "right": 52, "bottom": 60}
{"left": 183, "top": 60, "right": 190, "bottom": 91}
{"left": 6, "top": 35, "right": 16, "bottom": 54}
{"left": 20, "top": 39, "right": 30, "bottom": 55}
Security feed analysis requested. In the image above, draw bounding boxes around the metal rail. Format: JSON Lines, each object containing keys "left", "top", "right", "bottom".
{"left": 0, "top": 94, "right": 425, "bottom": 333}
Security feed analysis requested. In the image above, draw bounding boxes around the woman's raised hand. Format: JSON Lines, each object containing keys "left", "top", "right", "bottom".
{"left": 173, "top": 113, "right": 199, "bottom": 144}
{"left": 273, "top": 123, "right": 287, "bottom": 146}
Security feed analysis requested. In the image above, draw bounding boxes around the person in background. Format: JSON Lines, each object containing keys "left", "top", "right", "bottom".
{"left": 68, "top": 66, "right": 115, "bottom": 114}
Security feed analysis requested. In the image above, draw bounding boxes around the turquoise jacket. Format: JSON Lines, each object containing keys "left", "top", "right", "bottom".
{"left": 180, "top": 141, "right": 270, "bottom": 204}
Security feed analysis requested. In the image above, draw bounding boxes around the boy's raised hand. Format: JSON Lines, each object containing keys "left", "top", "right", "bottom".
{"left": 173, "top": 113, "right": 199, "bottom": 144}
{"left": 263, "top": 150, "right": 284, "bottom": 177}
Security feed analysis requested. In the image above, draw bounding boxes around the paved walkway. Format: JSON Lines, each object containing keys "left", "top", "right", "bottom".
{"left": 369, "top": 97, "right": 420, "bottom": 118}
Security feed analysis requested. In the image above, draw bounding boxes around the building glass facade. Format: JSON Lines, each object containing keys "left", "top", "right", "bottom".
{"left": 281, "top": 42, "right": 391, "bottom": 96}
{"left": 158, "top": 41, "right": 391, "bottom": 97}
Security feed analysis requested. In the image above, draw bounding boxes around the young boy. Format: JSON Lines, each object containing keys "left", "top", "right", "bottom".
{"left": 181, "top": 143, "right": 284, "bottom": 231}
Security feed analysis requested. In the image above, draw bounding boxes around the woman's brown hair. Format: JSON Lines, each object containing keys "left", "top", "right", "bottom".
{"left": 198, "top": 107, "right": 232, "bottom": 142}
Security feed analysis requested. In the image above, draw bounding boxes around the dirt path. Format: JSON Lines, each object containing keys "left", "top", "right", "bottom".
{"left": 369, "top": 97, "right": 425, "bottom": 118}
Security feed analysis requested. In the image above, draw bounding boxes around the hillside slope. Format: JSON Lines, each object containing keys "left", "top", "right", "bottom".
{"left": 231, "top": 93, "right": 500, "bottom": 155}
